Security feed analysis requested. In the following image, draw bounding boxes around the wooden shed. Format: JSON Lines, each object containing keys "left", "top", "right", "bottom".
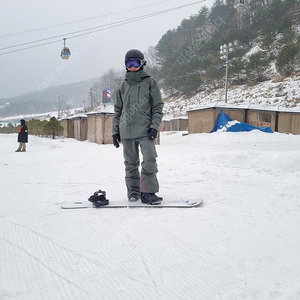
{"left": 60, "top": 119, "right": 68, "bottom": 137}
{"left": 188, "top": 104, "right": 246, "bottom": 133}
{"left": 246, "top": 107, "right": 277, "bottom": 132}
{"left": 87, "top": 106, "right": 114, "bottom": 144}
{"left": 67, "top": 119, "right": 74, "bottom": 138}
{"left": 170, "top": 117, "right": 188, "bottom": 131}
{"left": 73, "top": 115, "right": 88, "bottom": 141}
{"left": 188, "top": 103, "right": 300, "bottom": 135}
{"left": 277, "top": 108, "right": 300, "bottom": 134}
{"left": 161, "top": 119, "right": 171, "bottom": 131}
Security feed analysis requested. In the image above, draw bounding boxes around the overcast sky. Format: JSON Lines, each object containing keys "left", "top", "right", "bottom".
{"left": 0, "top": 0, "right": 214, "bottom": 98}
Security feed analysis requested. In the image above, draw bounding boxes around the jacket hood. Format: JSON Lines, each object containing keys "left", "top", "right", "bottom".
{"left": 125, "top": 70, "right": 150, "bottom": 84}
{"left": 20, "top": 119, "right": 25, "bottom": 125}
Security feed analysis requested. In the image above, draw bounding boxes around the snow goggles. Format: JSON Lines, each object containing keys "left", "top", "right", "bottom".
{"left": 125, "top": 58, "right": 143, "bottom": 68}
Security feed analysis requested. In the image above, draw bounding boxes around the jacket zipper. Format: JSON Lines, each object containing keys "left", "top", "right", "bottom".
{"left": 137, "top": 86, "right": 140, "bottom": 103}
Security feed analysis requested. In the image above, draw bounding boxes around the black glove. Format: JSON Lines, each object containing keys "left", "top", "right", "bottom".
{"left": 113, "top": 134, "right": 121, "bottom": 148}
{"left": 148, "top": 128, "right": 158, "bottom": 140}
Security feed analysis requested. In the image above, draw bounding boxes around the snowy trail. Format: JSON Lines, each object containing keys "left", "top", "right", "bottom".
{"left": 1, "top": 132, "right": 300, "bottom": 300}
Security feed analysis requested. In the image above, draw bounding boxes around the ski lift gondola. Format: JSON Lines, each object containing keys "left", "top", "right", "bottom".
{"left": 234, "top": 0, "right": 244, "bottom": 9}
{"left": 61, "top": 38, "right": 71, "bottom": 60}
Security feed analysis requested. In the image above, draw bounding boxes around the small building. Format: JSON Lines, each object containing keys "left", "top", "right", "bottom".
{"left": 246, "top": 106, "right": 277, "bottom": 132}
{"left": 60, "top": 114, "right": 86, "bottom": 140}
{"left": 277, "top": 107, "right": 300, "bottom": 135}
{"left": 86, "top": 106, "right": 114, "bottom": 144}
{"left": 67, "top": 118, "right": 75, "bottom": 138}
{"left": 188, "top": 103, "right": 246, "bottom": 134}
{"left": 73, "top": 114, "right": 88, "bottom": 141}
{"left": 170, "top": 117, "right": 188, "bottom": 131}
{"left": 60, "top": 119, "right": 68, "bottom": 137}
{"left": 187, "top": 103, "right": 300, "bottom": 135}
{"left": 161, "top": 119, "right": 171, "bottom": 131}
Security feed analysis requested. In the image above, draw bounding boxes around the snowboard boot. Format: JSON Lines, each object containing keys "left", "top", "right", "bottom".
{"left": 128, "top": 193, "right": 140, "bottom": 202}
{"left": 141, "top": 193, "right": 162, "bottom": 205}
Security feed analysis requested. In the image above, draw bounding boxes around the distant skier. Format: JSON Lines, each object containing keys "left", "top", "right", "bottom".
{"left": 15, "top": 119, "right": 28, "bottom": 152}
{"left": 112, "top": 49, "right": 164, "bottom": 205}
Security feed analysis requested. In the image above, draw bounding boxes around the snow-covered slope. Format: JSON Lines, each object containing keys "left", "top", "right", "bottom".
{"left": 163, "top": 75, "right": 300, "bottom": 118}
{"left": 1, "top": 131, "right": 300, "bottom": 300}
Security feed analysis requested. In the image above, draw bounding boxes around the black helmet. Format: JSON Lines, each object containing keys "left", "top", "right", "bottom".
{"left": 125, "top": 49, "right": 144, "bottom": 60}
{"left": 125, "top": 49, "right": 146, "bottom": 67}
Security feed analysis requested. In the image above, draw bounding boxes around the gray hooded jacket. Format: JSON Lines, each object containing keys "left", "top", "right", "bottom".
{"left": 113, "top": 70, "right": 164, "bottom": 139}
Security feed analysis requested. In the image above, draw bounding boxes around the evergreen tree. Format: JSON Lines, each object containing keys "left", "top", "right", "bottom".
{"left": 205, "top": 65, "right": 223, "bottom": 89}
{"left": 185, "top": 73, "right": 203, "bottom": 94}
{"left": 278, "top": 26, "right": 296, "bottom": 45}
{"left": 229, "top": 58, "right": 245, "bottom": 84}
{"left": 163, "top": 76, "right": 177, "bottom": 96}
{"left": 43, "top": 117, "right": 64, "bottom": 139}
{"left": 237, "top": 26, "right": 257, "bottom": 46}
{"left": 27, "top": 119, "right": 47, "bottom": 136}
{"left": 260, "top": 33, "right": 277, "bottom": 60}
{"left": 246, "top": 51, "right": 270, "bottom": 81}
{"left": 0, "top": 124, "right": 18, "bottom": 134}
{"left": 276, "top": 44, "right": 300, "bottom": 76}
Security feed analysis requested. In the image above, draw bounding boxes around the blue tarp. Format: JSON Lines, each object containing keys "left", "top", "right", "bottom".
{"left": 211, "top": 111, "right": 273, "bottom": 133}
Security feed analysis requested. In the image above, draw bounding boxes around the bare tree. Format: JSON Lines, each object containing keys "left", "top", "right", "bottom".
{"left": 144, "top": 46, "right": 159, "bottom": 69}
{"left": 99, "top": 68, "right": 123, "bottom": 91}
{"left": 87, "top": 68, "right": 124, "bottom": 110}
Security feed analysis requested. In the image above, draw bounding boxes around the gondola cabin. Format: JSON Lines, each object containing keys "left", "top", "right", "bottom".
{"left": 60, "top": 38, "right": 71, "bottom": 60}
{"left": 61, "top": 47, "right": 71, "bottom": 60}
{"left": 234, "top": 0, "right": 244, "bottom": 9}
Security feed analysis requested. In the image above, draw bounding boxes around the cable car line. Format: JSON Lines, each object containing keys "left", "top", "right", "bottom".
{"left": 0, "top": 0, "right": 196, "bottom": 39}
{"left": 0, "top": 0, "right": 206, "bottom": 56}
{"left": 0, "top": 8, "right": 180, "bottom": 51}
{"left": 0, "top": 11, "right": 163, "bottom": 55}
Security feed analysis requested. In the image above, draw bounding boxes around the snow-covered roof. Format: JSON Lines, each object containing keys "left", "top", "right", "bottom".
{"left": 65, "top": 113, "right": 87, "bottom": 120}
{"left": 187, "top": 102, "right": 300, "bottom": 113}
{"left": 277, "top": 106, "right": 300, "bottom": 113}
{"left": 86, "top": 105, "right": 114, "bottom": 115}
{"left": 170, "top": 116, "right": 188, "bottom": 120}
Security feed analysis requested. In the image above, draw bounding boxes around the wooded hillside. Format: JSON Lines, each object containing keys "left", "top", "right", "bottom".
{"left": 148, "top": 0, "right": 300, "bottom": 96}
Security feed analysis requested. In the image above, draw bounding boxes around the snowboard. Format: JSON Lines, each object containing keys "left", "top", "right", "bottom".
{"left": 61, "top": 199, "right": 203, "bottom": 209}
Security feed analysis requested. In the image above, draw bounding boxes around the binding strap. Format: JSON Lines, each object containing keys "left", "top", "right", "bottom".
{"left": 88, "top": 190, "right": 109, "bottom": 207}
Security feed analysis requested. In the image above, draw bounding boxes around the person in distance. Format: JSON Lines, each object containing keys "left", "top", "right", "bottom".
{"left": 15, "top": 119, "right": 28, "bottom": 152}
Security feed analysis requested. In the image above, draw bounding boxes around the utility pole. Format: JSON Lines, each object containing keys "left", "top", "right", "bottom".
{"left": 90, "top": 88, "right": 94, "bottom": 109}
{"left": 220, "top": 43, "right": 234, "bottom": 103}
{"left": 81, "top": 100, "right": 86, "bottom": 111}
{"left": 56, "top": 95, "right": 61, "bottom": 119}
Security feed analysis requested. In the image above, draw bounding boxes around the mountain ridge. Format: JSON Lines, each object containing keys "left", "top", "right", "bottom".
{"left": 0, "top": 77, "right": 99, "bottom": 117}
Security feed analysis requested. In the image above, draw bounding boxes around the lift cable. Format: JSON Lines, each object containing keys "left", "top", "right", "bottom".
{"left": 0, "top": 0, "right": 206, "bottom": 56}
{"left": 0, "top": 0, "right": 180, "bottom": 39}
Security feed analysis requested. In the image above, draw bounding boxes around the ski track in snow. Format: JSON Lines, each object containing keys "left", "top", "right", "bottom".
{"left": 1, "top": 133, "right": 300, "bottom": 300}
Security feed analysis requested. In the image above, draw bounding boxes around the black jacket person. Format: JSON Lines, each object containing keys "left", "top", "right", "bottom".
{"left": 16, "top": 119, "right": 28, "bottom": 152}
{"left": 112, "top": 49, "right": 164, "bottom": 205}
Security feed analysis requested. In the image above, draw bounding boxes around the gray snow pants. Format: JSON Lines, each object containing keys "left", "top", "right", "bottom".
{"left": 122, "top": 137, "right": 159, "bottom": 198}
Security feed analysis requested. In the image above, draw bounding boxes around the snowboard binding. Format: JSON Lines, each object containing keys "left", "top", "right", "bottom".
{"left": 88, "top": 190, "right": 109, "bottom": 207}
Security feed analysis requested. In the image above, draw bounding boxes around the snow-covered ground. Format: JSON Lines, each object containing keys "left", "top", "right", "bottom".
{"left": 1, "top": 131, "right": 300, "bottom": 300}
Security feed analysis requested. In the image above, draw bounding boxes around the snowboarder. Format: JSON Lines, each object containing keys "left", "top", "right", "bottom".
{"left": 15, "top": 119, "right": 28, "bottom": 152}
{"left": 112, "top": 49, "right": 164, "bottom": 205}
